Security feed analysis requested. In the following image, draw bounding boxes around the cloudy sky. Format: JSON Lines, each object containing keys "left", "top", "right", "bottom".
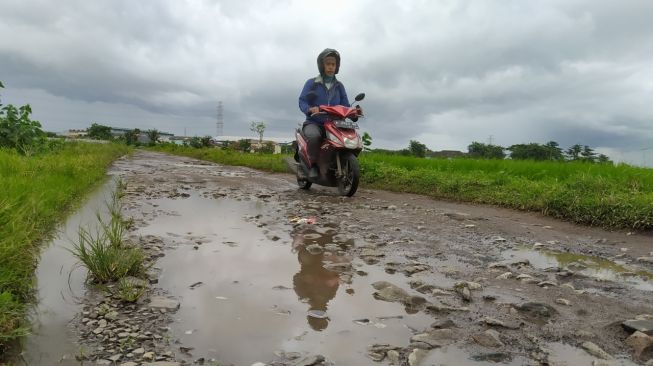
{"left": 1, "top": 0, "right": 652, "bottom": 165}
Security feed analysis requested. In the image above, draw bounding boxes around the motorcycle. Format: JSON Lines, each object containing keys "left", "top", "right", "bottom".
{"left": 293, "top": 92, "right": 366, "bottom": 197}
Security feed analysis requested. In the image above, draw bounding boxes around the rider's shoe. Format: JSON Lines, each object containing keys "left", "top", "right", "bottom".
{"left": 308, "top": 166, "right": 319, "bottom": 179}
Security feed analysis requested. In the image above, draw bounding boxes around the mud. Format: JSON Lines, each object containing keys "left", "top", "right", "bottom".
{"left": 21, "top": 150, "right": 653, "bottom": 365}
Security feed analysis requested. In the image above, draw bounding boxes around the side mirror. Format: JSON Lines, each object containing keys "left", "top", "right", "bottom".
{"left": 306, "top": 91, "right": 318, "bottom": 104}
{"left": 354, "top": 93, "right": 365, "bottom": 102}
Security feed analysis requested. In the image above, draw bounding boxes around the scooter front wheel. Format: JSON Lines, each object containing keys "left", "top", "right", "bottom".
{"left": 297, "top": 172, "right": 312, "bottom": 190}
{"left": 337, "top": 153, "right": 360, "bottom": 197}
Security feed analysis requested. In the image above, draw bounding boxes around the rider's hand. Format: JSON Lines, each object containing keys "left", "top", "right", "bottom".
{"left": 309, "top": 107, "right": 320, "bottom": 115}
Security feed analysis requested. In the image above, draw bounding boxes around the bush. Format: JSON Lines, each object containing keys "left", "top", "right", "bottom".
{"left": 0, "top": 104, "right": 46, "bottom": 155}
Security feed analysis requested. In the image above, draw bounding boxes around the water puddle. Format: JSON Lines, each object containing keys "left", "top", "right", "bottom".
{"left": 502, "top": 247, "right": 653, "bottom": 292}
{"left": 20, "top": 179, "right": 117, "bottom": 365}
{"left": 142, "top": 194, "right": 435, "bottom": 365}
{"left": 545, "top": 342, "right": 638, "bottom": 366}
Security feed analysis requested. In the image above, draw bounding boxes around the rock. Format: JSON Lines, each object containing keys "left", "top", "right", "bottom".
{"left": 143, "top": 352, "right": 155, "bottom": 361}
{"left": 555, "top": 298, "right": 572, "bottom": 306}
{"left": 120, "top": 362, "right": 138, "bottom": 366}
{"left": 430, "top": 319, "right": 455, "bottom": 329}
{"left": 482, "top": 317, "right": 521, "bottom": 329}
{"left": 581, "top": 341, "right": 613, "bottom": 360}
{"left": 455, "top": 281, "right": 482, "bottom": 290}
{"left": 457, "top": 286, "right": 472, "bottom": 302}
{"left": 387, "top": 350, "right": 400, "bottom": 364}
{"left": 637, "top": 257, "right": 653, "bottom": 264}
{"left": 515, "top": 274, "right": 533, "bottom": 280}
{"left": 373, "top": 282, "right": 410, "bottom": 301}
{"left": 361, "top": 248, "right": 384, "bottom": 257}
{"left": 98, "top": 319, "right": 108, "bottom": 328}
{"left": 410, "top": 329, "right": 457, "bottom": 348}
{"left": 323, "top": 262, "right": 352, "bottom": 272}
{"left": 625, "top": 331, "right": 653, "bottom": 360}
{"left": 515, "top": 302, "right": 558, "bottom": 319}
{"left": 142, "top": 363, "right": 180, "bottom": 366}
{"left": 473, "top": 329, "right": 504, "bottom": 348}
{"left": 148, "top": 297, "right": 180, "bottom": 311}
{"left": 496, "top": 272, "right": 513, "bottom": 280}
{"left": 408, "top": 348, "right": 429, "bottom": 366}
{"left": 537, "top": 280, "right": 558, "bottom": 287}
{"left": 426, "top": 304, "right": 470, "bottom": 313}
{"left": 133, "top": 348, "right": 145, "bottom": 355}
{"left": 93, "top": 327, "right": 104, "bottom": 335}
{"left": 293, "top": 355, "right": 325, "bottom": 366}
{"left": 367, "top": 352, "right": 385, "bottom": 362}
{"left": 306, "top": 244, "right": 323, "bottom": 254}
{"left": 109, "top": 354, "right": 122, "bottom": 362}
{"left": 623, "top": 319, "right": 653, "bottom": 335}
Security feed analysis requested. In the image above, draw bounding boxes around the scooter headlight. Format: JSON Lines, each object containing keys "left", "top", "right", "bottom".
{"left": 326, "top": 131, "right": 340, "bottom": 144}
{"left": 343, "top": 137, "right": 361, "bottom": 149}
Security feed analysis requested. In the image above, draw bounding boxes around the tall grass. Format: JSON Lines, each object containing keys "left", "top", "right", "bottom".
{"left": 0, "top": 142, "right": 129, "bottom": 354}
{"left": 360, "top": 153, "right": 653, "bottom": 230}
{"left": 150, "top": 145, "right": 653, "bottom": 230}
{"left": 150, "top": 144, "right": 288, "bottom": 172}
{"left": 70, "top": 185, "right": 145, "bottom": 284}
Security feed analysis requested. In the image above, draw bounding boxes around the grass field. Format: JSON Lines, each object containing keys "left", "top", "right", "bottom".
{"left": 0, "top": 142, "right": 129, "bottom": 353}
{"left": 151, "top": 145, "right": 653, "bottom": 230}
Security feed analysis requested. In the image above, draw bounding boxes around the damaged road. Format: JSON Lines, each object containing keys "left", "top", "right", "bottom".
{"left": 24, "top": 151, "right": 653, "bottom": 365}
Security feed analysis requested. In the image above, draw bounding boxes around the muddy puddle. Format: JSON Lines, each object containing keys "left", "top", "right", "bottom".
{"left": 139, "top": 193, "right": 438, "bottom": 365}
{"left": 20, "top": 179, "right": 118, "bottom": 365}
{"left": 502, "top": 247, "right": 653, "bottom": 292}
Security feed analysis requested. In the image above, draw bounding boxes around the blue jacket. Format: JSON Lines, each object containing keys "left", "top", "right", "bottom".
{"left": 298, "top": 75, "right": 350, "bottom": 124}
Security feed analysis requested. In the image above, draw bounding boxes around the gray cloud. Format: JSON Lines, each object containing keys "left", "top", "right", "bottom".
{"left": 1, "top": 0, "right": 652, "bottom": 165}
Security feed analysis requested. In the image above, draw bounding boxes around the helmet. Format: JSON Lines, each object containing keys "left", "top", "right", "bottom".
{"left": 317, "top": 48, "right": 340, "bottom": 75}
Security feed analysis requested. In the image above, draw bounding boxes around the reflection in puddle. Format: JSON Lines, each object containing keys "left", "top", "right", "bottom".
{"left": 291, "top": 227, "right": 354, "bottom": 331}
{"left": 144, "top": 194, "right": 432, "bottom": 365}
{"left": 502, "top": 248, "right": 653, "bottom": 291}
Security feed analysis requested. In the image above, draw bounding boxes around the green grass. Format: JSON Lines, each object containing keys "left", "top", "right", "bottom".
{"left": 0, "top": 142, "right": 129, "bottom": 354}
{"left": 150, "top": 144, "right": 288, "bottom": 172}
{"left": 150, "top": 146, "right": 653, "bottom": 230}
{"left": 360, "top": 154, "right": 653, "bottom": 230}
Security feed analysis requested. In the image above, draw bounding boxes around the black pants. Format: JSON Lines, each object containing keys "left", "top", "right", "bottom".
{"left": 303, "top": 123, "right": 324, "bottom": 165}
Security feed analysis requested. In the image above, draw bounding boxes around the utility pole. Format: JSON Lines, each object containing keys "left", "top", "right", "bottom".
{"left": 216, "top": 101, "right": 224, "bottom": 137}
{"left": 641, "top": 147, "right": 653, "bottom": 166}
{"left": 488, "top": 135, "right": 494, "bottom": 145}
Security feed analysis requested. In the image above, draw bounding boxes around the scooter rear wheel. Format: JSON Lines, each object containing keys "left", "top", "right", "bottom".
{"left": 297, "top": 175, "right": 312, "bottom": 190}
{"left": 337, "top": 153, "right": 360, "bottom": 197}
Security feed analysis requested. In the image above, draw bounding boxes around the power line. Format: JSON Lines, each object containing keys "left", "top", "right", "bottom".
{"left": 216, "top": 101, "right": 224, "bottom": 137}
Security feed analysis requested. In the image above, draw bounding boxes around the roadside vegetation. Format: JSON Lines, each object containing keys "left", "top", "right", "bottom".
{"left": 149, "top": 140, "right": 653, "bottom": 230}
{"left": 0, "top": 81, "right": 129, "bottom": 356}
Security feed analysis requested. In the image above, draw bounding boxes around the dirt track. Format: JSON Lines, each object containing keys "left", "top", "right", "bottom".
{"left": 27, "top": 150, "right": 653, "bottom": 366}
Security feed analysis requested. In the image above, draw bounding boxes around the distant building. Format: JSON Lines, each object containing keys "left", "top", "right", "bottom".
{"left": 212, "top": 136, "right": 292, "bottom": 154}
{"left": 64, "top": 129, "right": 88, "bottom": 138}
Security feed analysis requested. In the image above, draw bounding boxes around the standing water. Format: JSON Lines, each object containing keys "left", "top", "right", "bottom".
{"left": 20, "top": 179, "right": 117, "bottom": 365}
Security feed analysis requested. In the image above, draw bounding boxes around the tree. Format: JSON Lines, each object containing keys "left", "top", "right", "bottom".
{"left": 597, "top": 154, "right": 612, "bottom": 164}
{"left": 124, "top": 128, "right": 140, "bottom": 146}
{"left": 0, "top": 103, "right": 46, "bottom": 155}
{"left": 468, "top": 141, "right": 505, "bottom": 159}
{"left": 87, "top": 123, "right": 113, "bottom": 140}
{"left": 362, "top": 132, "right": 372, "bottom": 151}
{"left": 200, "top": 136, "right": 213, "bottom": 148}
{"left": 146, "top": 129, "right": 160, "bottom": 146}
{"left": 566, "top": 144, "right": 582, "bottom": 161}
{"left": 250, "top": 121, "right": 266, "bottom": 143}
{"left": 543, "top": 141, "right": 564, "bottom": 161}
{"left": 238, "top": 138, "right": 251, "bottom": 152}
{"left": 408, "top": 140, "right": 427, "bottom": 158}
{"left": 580, "top": 145, "right": 596, "bottom": 162}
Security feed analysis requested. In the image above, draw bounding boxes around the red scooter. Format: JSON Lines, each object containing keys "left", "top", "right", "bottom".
{"left": 293, "top": 93, "right": 365, "bottom": 197}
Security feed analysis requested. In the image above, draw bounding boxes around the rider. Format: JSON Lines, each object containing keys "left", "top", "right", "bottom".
{"left": 298, "top": 48, "right": 350, "bottom": 178}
